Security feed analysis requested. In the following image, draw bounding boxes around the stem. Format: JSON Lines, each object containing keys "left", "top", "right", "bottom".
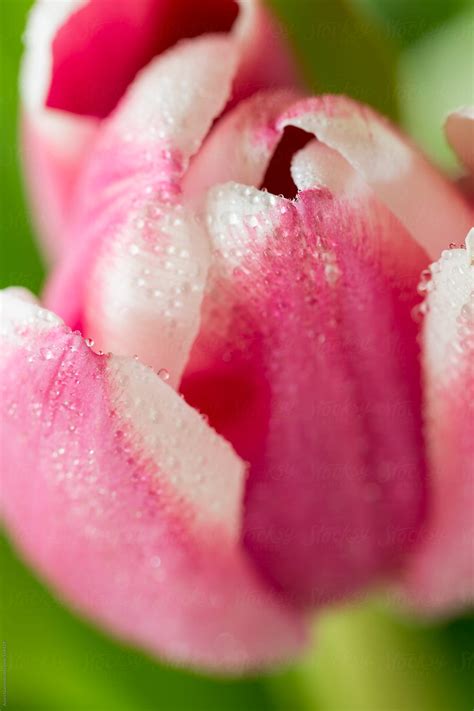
{"left": 267, "top": 599, "right": 473, "bottom": 711}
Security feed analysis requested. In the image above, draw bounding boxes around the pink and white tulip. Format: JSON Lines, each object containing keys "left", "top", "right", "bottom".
{"left": 1, "top": 0, "right": 473, "bottom": 674}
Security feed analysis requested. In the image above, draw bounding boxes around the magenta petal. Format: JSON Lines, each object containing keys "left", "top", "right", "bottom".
{"left": 45, "top": 0, "right": 238, "bottom": 119}
{"left": 0, "top": 290, "right": 306, "bottom": 671}
{"left": 32, "top": 0, "right": 296, "bottom": 120}
{"left": 182, "top": 182, "right": 428, "bottom": 607}
{"left": 403, "top": 232, "right": 474, "bottom": 613}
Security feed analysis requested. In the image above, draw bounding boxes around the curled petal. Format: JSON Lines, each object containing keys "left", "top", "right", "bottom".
{"left": 182, "top": 88, "right": 303, "bottom": 200}
{"left": 445, "top": 106, "right": 474, "bottom": 174}
{"left": 278, "top": 96, "right": 473, "bottom": 259}
{"left": 182, "top": 181, "right": 428, "bottom": 607}
{"left": 23, "top": 0, "right": 295, "bottom": 121}
{"left": 46, "top": 37, "right": 240, "bottom": 387}
{"left": 0, "top": 290, "right": 306, "bottom": 671}
{"left": 403, "top": 230, "right": 474, "bottom": 613}
{"left": 21, "top": 0, "right": 298, "bottom": 259}
{"left": 186, "top": 90, "right": 471, "bottom": 257}
{"left": 290, "top": 140, "right": 359, "bottom": 195}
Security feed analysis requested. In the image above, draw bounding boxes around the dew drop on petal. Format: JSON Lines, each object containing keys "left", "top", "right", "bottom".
{"left": 40, "top": 348, "right": 54, "bottom": 360}
{"left": 411, "top": 302, "right": 427, "bottom": 323}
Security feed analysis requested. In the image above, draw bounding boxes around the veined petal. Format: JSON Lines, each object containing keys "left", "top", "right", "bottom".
{"left": 0, "top": 290, "right": 306, "bottom": 671}
{"left": 46, "top": 37, "right": 239, "bottom": 387}
{"left": 182, "top": 181, "right": 428, "bottom": 607}
{"left": 445, "top": 106, "right": 474, "bottom": 173}
{"left": 403, "top": 231, "right": 474, "bottom": 613}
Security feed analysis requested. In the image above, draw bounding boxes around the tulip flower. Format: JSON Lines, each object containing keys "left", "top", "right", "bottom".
{"left": 1, "top": 0, "right": 473, "bottom": 675}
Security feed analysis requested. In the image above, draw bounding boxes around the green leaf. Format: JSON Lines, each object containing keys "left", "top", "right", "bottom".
{"left": 354, "top": 0, "right": 473, "bottom": 47}
{"left": 398, "top": 6, "right": 474, "bottom": 170}
{"left": 268, "top": 0, "right": 399, "bottom": 119}
{"left": 0, "top": 0, "right": 44, "bottom": 293}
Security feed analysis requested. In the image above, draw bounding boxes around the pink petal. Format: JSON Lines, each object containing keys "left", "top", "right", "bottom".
{"left": 0, "top": 289, "right": 306, "bottom": 671}
{"left": 187, "top": 91, "right": 471, "bottom": 257}
{"left": 46, "top": 37, "right": 240, "bottom": 387}
{"left": 21, "top": 0, "right": 298, "bottom": 260}
{"left": 182, "top": 181, "right": 428, "bottom": 607}
{"left": 403, "top": 231, "right": 474, "bottom": 613}
{"left": 279, "top": 96, "right": 473, "bottom": 259}
{"left": 445, "top": 106, "right": 474, "bottom": 174}
{"left": 182, "top": 89, "right": 304, "bottom": 200}
{"left": 230, "top": 2, "right": 301, "bottom": 104}
{"left": 37, "top": 0, "right": 297, "bottom": 120}
{"left": 21, "top": 1, "right": 100, "bottom": 260}
{"left": 21, "top": 113, "right": 98, "bottom": 261}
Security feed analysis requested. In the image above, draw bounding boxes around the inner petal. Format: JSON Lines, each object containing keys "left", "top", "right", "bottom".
{"left": 47, "top": 0, "right": 239, "bottom": 118}
{"left": 181, "top": 182, "right": 428, "bottom": 607}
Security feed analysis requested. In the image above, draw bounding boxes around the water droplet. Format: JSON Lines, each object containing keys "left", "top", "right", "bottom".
{"left": 158, "top": 368, "right": 170, "bottom": 382}
{"left": 417, "top": 268, "right": 432, "bottom": 295}
{"left": 324, "top": 261, "right": 341, "bottom": 285}
{"left": 85, "top": 338, "right": 94, "bottom": 348}
{"left": 411, "top": 302, "right": 427, "bottom": 323}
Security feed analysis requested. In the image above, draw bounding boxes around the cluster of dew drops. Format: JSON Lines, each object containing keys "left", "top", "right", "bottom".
{"left": 411, "top": 241, "right": 469, "bottom": 325}
{"left": 87, "top": 336, "right": 172, "bottom": 383}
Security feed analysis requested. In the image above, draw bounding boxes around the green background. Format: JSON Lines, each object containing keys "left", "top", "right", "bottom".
{"left": 0, "top": 1, "right": 473, "bottom": 709}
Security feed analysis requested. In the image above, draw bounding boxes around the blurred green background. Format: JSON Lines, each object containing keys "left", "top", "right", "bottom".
{"left": 0, "top": 1, "right": 473, "bottom": 709}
